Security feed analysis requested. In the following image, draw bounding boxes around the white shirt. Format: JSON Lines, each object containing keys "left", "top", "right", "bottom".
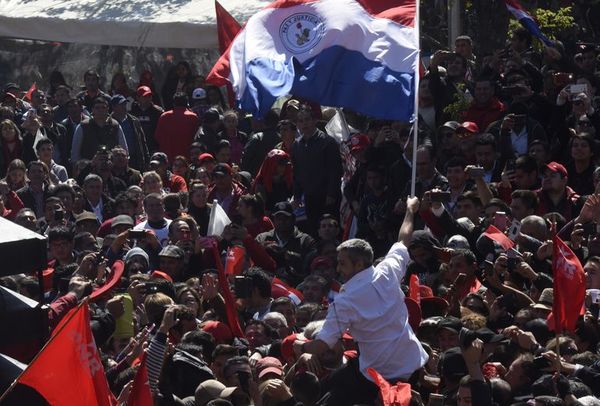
{"left": 88, "top": 199, "right": 104, "bottom": 222}
{"left": 317, "top": 242, "right": 428, "bottom": 381}
{"left": 133, "top": 219, "right": 172, "bottom": 247}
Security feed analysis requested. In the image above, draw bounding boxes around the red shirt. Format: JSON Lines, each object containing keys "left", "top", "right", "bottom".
{"left": 154, "top": 107, "right": 200, "bottom": 162}
{"left": 164, "top": 173, "right": 188, "bottom": 193}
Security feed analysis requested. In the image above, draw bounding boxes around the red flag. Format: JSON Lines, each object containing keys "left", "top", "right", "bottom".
{"left": 550, "top": 235, "right": 586, "bottom": 333}
{"left": 215, "top": 0, "right": 242, "bottom": 108}
{"left": 482, "top": 225, "right": 515, "bottom": 251}
{"left": 128, "top": 352, "right": 152, "bottom": 406}
{"left": 16, "top": 303, "right": 116, "bottom": 405}
{"left": 224, "top": 245, "right": 246, "bottom": 275}
{"left": 24, "top": 82, "right": 37, "bottom": 102}
{"left": 211, "top": 244, "right": 245, "bottom": 338}
{"left": 409, "top": 274, "right": 420, "bottom": 304}
{"left": 367, "top": 368, "right": 412, "bottom": 406}
{"left": 272, "top": 277, "right": 304, "bottom": 305}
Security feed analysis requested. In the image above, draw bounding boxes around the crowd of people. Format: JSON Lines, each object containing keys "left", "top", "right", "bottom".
{"left": 3, "top": 19, "right": 600, "bottom": 406}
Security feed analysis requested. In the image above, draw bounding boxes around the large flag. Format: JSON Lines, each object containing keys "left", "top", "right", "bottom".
{"left": 551, "top": 235, "right": 586, "bottom": 333}
{"left": 128, "top": 353, "right": 152, "bottom": 406}
{"left": 12, "top": 303, "right": 116, "bottom": 405}
{"left": 206, "top": 0, "right": 419, "bottom": 120}
{"left": 504, "top": 0, "right": 554, "bottom": 47}
{"left": 211, "top": 244, "right": 246, "bottom": 338}
{"left": 216, "top": 0, "right": 242, "bottom": 54}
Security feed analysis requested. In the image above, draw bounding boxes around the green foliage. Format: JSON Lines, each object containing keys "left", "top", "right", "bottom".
{"left": 443, "top": 91, "right": 471, "bottom": 122}
{"left": 508, "top": 7, "right": 574, "bottom": 44}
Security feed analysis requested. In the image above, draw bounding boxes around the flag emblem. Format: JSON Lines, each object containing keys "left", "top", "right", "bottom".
{"left": 279, "top": 13, "right": 325, "bottom": 53}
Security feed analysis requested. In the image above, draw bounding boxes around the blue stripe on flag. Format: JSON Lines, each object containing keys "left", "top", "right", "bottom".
{"left": 239, "top": 46, "right": 416, "bottom": 121}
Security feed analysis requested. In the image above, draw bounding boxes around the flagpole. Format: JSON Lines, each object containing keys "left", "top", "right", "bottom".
{"left": 0, "top": 297, "right": 89, "bottom": 403}
{"left": 410, "top": 0, "right": 421, "bottom": 197}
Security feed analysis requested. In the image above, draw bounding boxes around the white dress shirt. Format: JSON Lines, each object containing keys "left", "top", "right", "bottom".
{"left": 317, "top": 242, "right": 429, "bottom": 381}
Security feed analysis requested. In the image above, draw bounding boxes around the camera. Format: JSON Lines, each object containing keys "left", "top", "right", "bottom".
{"left": 430, "top": 191, "right": 451, "bottom": 203}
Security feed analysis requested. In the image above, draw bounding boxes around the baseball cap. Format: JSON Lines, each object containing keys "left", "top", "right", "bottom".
{"left": 441, "top": 121, "right": 461, "bottom": 131}
{"left": 273, "top": 201, "right": 294, "bottom": 217}
{"left": 202, "top": 320, "right": 233, "bottom": 345}
{"left": 192, "top": 87, "right": 207, "bottom": 100}
{"left": 457, "top": 121, "right": 479, "bottom": 134}
{"left": 437, "top": 316, "right": 462, "bottom": 334}
{"left": 110, "top": 94, "right": 127, "bottom": 106}
{"left": 75, "top": 211, "right": 100, "bottom": 224}
{"left": 349, "top": 133, "right": 370, "bottom": 152}
{"left": 439, "top": 347, "right": 468, "bottom": 379}
{"left": 213, "top": 163, "right": 232, "bottom": 177}
{"left": 136, "top": 85, "right": 152, "bottom": 97}
{"left": 159, "top": 244, "right": 184, "bottom": 259}
{"left": 195, "top": 379, "right": 227, "bottom": 405}
{"left": 150, "top": 152, "right": 168, "bottom": 165}
{"left": 111, "top": 215, "right": 134, "bottom": 228}
{"left": 151, "top": 270, "right": 173, "bottom": 283}
{"left": 256, "top": 357, "right": 283, "bottom": 379}
{"left": 198, "top": 153, "right": 216, "bottom": 164}
{"left": 544, "top": 161, "right": 568, "bottom": 178}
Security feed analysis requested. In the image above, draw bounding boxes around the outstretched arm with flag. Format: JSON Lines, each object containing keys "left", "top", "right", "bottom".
{"left": 504, "top": 0, "right": 554, "bottom": 47}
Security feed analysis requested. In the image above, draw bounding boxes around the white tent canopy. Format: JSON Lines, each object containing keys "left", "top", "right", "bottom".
{"left": 0, "top": 0, "right": 269, "bottom": 49}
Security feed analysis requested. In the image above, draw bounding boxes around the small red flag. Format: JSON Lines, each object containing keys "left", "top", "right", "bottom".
{"left": 23, "top": 82, "right": 37, "bottom": 102}
{"left": 272, "top": 277, "right": 304, "bottom": 305}
{"left": 482, "top": 225, "right": 515, "bottom": 251}
{"left": 224, "top": 245, "right": 246, "bottom": 275}
{"left": 16, "top": 303, "right": 117, "bottom": 405}
{"left": 409, "top": 274, "right": 420, "bottom": 304}
{"left": 367, "top": 368, "right": 412, "bottom": 406}
{"left": 128, "top": 352, "right": 152, "bottom": 406}
{"left": 211, "top": 244, "right": 245, "bottom": 338}
{"left": 549, "top": 235, "right": 586, "bottom": 333}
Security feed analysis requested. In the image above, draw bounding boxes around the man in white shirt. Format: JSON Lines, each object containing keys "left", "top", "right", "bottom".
{"left": 132, "top": 193, "right": 171, "bottom": 247}
{"left": 294, "top": 198, "right": 428, "bottom": 404}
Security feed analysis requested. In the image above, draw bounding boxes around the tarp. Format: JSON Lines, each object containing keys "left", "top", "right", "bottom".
{"left": 0, "top": 0, "right": 269, "bottom": 49}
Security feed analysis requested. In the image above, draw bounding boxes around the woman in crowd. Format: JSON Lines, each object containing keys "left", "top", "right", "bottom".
{"left": 253, "top": 149, "right": 294, "bottom": 213}
{"left": 238, "top": 194, "right": 273, "bottom": 238}
{"left": 142, "top": 171, "right": 165, "bottom": 196}
{"left": 1, "top": 119, "right": 23, "bottom": 177}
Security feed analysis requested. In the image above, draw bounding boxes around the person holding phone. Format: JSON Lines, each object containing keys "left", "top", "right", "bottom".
{"left": 496, "top": 104, "right": 548, "bottom": 159}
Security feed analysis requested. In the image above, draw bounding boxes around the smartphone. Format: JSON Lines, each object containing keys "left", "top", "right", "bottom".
{"left": 504, "top": 159, "right": 516, "bottom": 172}
{"left": 430, "top": 191, "right": 452, "bottom": 203}
{"left": 429, "top": 393, "right": 445, "bottom": 406}
{"left": 143, "top": 282, "right": 160, "bottom": 293}
{"left": 128, "top": 230, "right": 146, "bottom": 240}
{"left": 507, "top": 219, "right": 522, "bottom": 241}
{"left": 493, "top": 212, "right": 510, "bottom": 231}
{"left": 570, "top": 83, "right": 588, "bottom": 94}
{"left": 467, "top": 166, "right": 485, "bottom": 178}
{"left": 533, "top": 356, "right": 551, "bottom": 369}
{"left": 54, "top": 209, "right": 64, "bottom": 222}
{"left": 234, "top": 276, "right": 252, "bottom": 299}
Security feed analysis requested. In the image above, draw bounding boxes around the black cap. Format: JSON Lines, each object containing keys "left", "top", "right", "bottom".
{"left": 438, "top": 347, "right": 468, "bottom": 379}
{"left": 437, "top": 316, "right": 462, "bottom": 334}
{"left": 273, "top": 201, "right": 294, "bottom": 217}
{"left": 213, "top": 163, "right": 232, "bottom": 177}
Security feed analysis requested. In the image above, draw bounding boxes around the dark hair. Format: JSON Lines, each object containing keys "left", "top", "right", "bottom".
{"left": 44, "top": 196, "right": 62, "bottom": 209}
{"left": 181, "top": 330, "right": 215, "bottom": 362}
{"left": 451, "top": 248, "right": 477, "bottom": 265}
{"left": 35, "top": 137, "right": 54, "bottom": 151}
{"left": 91, "top": 97, "right": 109, "bottom": 108}
{"left": 457, "top": 191, "right": 482, "bottom": 207}
{"left": 277, "top": 119, "right": 297, "bottom": 131}
{"left": 222, "top": 356, "right": 250, "bottom": 378}
{"left": 475, "top": 133, "right": 497, "bottom": 150}
{"left": 83, "top": 69, "right": 100, "bottom": 80}
{"left": 48, "top": 226, "right": 75, "bottom": 243}
{"left": 511, "top": 190, "right": 539, "bottom": 211}
{"left": 272, "top": 296, "right": 296, "bottom": 312}
{"left": 264, "top": 109, "right": 281, "bottom": 128}
{"left": 215, "top": 139, "right": 231, "bottom": 153}
{"left": 114, "top": 193, "right": 136, "bottom": 209}
{"left": 485, "top": 198, "right": 511, "bottom": 215}
{"left": 51, "top": 183, "right": 76, "bottom": 200}
{"left": 570, "top": 132, "right": 597, "bottom": 157}
{"left": 212, "top": 344, "right": 238, "bottom": 360}
{"left": 66, "top": 98, "right": 82, "bottom": 108}
{"left": 239, "top": 194, "right": 265, "bottom": 218}
{"left": 445, "top": 157, "right": 467, "bottom": 171}
{"left": 515, "top": 155, "right": 538, "bottom": 173}
{"left": 172, "top": 92, "right": 188, "bottom": 108}
{"left": 512, "top": 26, "right": 533, "bottom": 46}
{"left": 243, "top": 267, "right": 272, "bottom": 299}
{"left": 244, "top": 319, "right": 275, "bottom": 339}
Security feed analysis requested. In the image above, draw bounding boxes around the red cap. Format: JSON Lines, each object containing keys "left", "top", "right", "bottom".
{"left": 198, "top": 153, "right": 216, "bottom": 163}
{"left": 419, "top": 285, "right": 434, "bottom": 298}
{"left": 151, "top": 270, "right": 173, "bottom": 283}
{"left": 256, "top": 356, "right": 283, "bottom": 379}
{"left": 136, "top": 86, "right": 152, "bottom": 97}
{"left": 545, "top": 161, "right": 568, "bottom": 178}
{"left": 202, "top": 320, "right": 233, "bottom": 344}
{"left": 42, "top": 268, "right": 54, "bottom": 293}
{"left": 404, "top": 297, "right": 422, "bottom": 331}
{"left": 280, "top": 334, "right": 297, "bottom": 362}
{"left": 349, "top": 133, "right": 370, "bottom": 152}
{"left": 457, "top": 121, "right": 479, "bottom": 134}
